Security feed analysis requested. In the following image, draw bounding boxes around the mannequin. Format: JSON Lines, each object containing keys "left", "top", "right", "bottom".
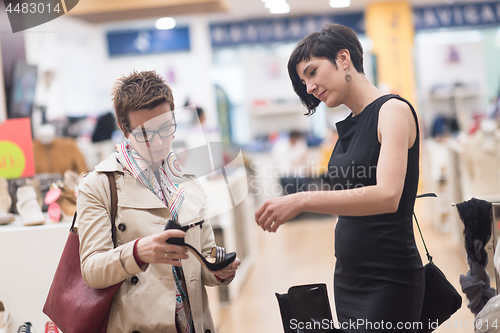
{"left": 462, "top": 119, "right": 500, "bottom": 197}
{"left": 36, "top": 123, "right": 56, "bottom": 145}
{"left": 32, "top": 124, "right": 87, "bottom": 175}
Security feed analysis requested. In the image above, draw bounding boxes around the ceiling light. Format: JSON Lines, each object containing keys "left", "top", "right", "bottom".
{"left": 329, "top": 0, "right": 350, "bottom": 8}
{"left": 264, "top": 0, "right": 286, "bottom": 9}
{"left": 269, "top": 3, "right": 290, "bottom": 14}
{"left": 155, "top": 17, "right": 176, "bottom": 30}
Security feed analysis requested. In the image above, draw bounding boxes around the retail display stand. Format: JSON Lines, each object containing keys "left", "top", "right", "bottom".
{"left": 0, "top": 216, "right": 70, "bottom": 333}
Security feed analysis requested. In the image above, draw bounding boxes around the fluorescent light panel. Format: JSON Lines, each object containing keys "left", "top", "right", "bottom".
{"left": 155, "top": 17, "right": 176, "bottom": 30}
{"left": 262, "top": 0, "right": 290, "bottom": 14}
{"left": 329, "top": 0, "right": 350, "bottom": 8}
{"left": 269, "top": 3, "right": 290, "bottom": 14}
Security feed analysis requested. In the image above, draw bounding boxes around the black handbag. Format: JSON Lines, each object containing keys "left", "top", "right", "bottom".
{"left": 414, "top": 193, "right": 462, "bottom": 333}
{"left": 276, "top": 283, "right": 341, "bottom": 333}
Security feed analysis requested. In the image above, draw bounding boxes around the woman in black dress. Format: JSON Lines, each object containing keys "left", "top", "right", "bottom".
{"left": 255, "top": 24, "right": 424, "bottom": 332}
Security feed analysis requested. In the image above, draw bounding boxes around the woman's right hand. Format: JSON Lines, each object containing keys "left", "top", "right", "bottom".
{"left": 136, "top": 230, "right": 189, "bottom": 266}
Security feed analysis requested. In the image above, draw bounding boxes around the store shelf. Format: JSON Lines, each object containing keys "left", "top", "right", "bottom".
{"left": 429, "top": 86, "right": 482, "bottom": 100}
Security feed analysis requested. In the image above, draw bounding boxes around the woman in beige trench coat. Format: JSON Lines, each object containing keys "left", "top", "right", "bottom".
{"left": 77, "top": 70, "right": 240, "bottom": 333}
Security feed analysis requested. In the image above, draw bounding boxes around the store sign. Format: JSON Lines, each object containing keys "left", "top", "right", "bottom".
{"left": 414, "top": 2, "right": 500, "bottom": 30}
{"left": 210, "top": 13, "right": 364, "bottom": 47}
{"left": 107, "top": 27, "right": 190, "bottom": 56}
{"left": 210, "top": 1, "right": 500, "bottom": 47}
{"left": 0, "top": 118, "right": 35, "bottom": 179}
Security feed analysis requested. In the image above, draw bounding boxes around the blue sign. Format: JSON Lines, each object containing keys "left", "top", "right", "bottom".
{"left": 107, "top": 27, "right": 190, "bottom": 56}
{"left": 414, "top": 2, "right": 500, "bottom": 30}
{"left": 210, "top": 13, "right": 364, "bottom": 48}
{"left": 210, "top": 1, "right": 500, "bottom": 47}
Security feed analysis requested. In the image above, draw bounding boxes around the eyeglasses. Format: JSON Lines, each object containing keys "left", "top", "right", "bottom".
{"left": 125, "top": 122, "right": 177, "bottom": 143}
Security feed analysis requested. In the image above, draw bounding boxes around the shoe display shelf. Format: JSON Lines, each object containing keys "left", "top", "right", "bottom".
{"left": 0, "top": 215, "right": 70, "bottom": 333}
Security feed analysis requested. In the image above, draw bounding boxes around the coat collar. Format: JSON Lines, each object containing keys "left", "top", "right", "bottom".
{"left": 95, "top": 153, "right": 195, "bottom": 176}
{"left": 95, "top": 153, "right": 204, "bottom": 224}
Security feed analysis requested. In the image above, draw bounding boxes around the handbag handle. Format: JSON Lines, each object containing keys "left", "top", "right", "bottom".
{"left": 414, "top": 193, "right": 437, "bottom": 264}
{"left": 70, "top": 171, "right": 119, "bottom": 248}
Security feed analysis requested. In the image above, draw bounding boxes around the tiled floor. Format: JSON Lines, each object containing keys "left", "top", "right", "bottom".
{"left": 217, "top": 202, "right": 478, "bottom": 333}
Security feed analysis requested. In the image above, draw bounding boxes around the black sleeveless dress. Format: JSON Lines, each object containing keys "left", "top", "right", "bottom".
{"left": 328, "top": 95, "right": 424, "bottom": 332}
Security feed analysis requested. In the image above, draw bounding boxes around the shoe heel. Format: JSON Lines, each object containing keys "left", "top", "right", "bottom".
{"left": 164, "top": 219, "right": 236, "bottom": 271}
{"left": 184, "top": 244, "right": 236, "bottom": 271}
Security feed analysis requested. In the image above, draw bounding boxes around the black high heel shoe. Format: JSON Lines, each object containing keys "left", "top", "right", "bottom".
{"left": 165, "top": 219, "right": 237, "bottom": 271}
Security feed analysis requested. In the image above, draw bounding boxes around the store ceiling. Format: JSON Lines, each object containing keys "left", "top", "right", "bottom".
{"left": 67, "top": 0, "right": 489, "bottom": 23}
{"left": 66, "top": 0, "right": 231, "bottom": 23}
{"left": 215, "top": 0, "right": 478, "bottom": 20}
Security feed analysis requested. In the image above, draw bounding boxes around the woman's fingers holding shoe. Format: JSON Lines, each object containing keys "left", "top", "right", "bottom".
{"left": 213, "top": 257, "right": 241, "bottom": 280}
{"left": 160, "top": 229, "right": 186, "bottom": 241}
{"left": 137, "top": 232, "right": 188, "bottom": 264}
{"left": 160, "top": 246, "right": 189, "bottom": 266}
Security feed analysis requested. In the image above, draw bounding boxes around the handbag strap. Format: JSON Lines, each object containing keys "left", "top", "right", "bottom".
{"left": 104, "top": 172, "right": 119, "bottom": 248}
{"left": 70, "top": 171, "right": 119, "bottom": 248}
{"left": 413, "top": 192, "right": 437, "bottom": 263}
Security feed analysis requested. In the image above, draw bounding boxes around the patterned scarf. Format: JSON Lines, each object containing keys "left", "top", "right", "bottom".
{"left": 115, "top": 141, "right": 185, "bottom": 221}
{"left": 115, "top": 141, "right": 194, "bottom": 333}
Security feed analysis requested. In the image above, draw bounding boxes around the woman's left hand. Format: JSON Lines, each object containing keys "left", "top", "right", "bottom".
{"left": 255, "top": 193, "right": 302, "bottom": 233}
{"left": 214, "top": 257, "right": 241, "bottom": 280}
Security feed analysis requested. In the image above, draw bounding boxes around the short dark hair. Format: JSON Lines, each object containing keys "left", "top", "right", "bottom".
{"left": 111, "top": 70, "right": 174, "bottom": 134}
{"left": 288, "top": 24, "right": 364, "bottom": 115}
{"left": 289, "top": 130, "right": 302, "bottom": 140}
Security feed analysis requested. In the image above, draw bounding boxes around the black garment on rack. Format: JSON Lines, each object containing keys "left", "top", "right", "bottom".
{"left": 328, "top": 95, "right": 424, "bottom": 332}
{"left": 457, "top": 198, "right": 495, "bottom": 315}
{"left": 457, "top": 198, "right": 492, "bottom": 267}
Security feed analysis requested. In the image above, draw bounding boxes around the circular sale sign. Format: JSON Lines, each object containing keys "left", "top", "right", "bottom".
{"left": 0, "top": 140, "right": 26, "bottom": 179}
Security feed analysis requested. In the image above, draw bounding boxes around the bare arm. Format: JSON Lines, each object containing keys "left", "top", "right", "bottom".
{"left": 255, "top": 99, "right": 417, "bottom": 232}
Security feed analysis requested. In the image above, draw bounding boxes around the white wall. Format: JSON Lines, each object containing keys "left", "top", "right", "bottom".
{"left": 23, "top": 15, "right": 218, "bottom": 130}
{"left": 415, "top": 30, "right": 488, "bottom": 135}
{"left": 24, "top": 17, "right": 108, "bottom": 120}
{"left": 99, "top": 15, "right": 218, "bottom": 129}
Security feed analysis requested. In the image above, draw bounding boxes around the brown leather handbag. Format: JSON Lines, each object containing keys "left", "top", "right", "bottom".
{"left": 43, "top": 172, "right": 123, "bottom": 333}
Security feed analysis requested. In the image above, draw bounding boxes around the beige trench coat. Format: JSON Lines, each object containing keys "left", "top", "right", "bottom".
{"left": 77, "top": 154, "right": 232, "bottom": 333}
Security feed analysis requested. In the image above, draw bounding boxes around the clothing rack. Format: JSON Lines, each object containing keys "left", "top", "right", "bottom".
{"left": 452, "top": 202, "right": 500, "bottom": 293}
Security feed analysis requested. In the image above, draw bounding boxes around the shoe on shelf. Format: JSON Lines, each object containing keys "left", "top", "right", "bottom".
{"left": 0, "top": 301, "right": 11, "bottom": 333}
{"left": 0, "top": 210, "right": 15, "bottom": 226}
{"left": 165, "top": 219, "right": 237, "bottom": 271}
{"left": 0, "top": 177, "right": 12, "bottom": 214}
{"left": 17, "top": 322, "right": 36, "bottom": 333}
{"left": 63, "top": 170, "right": 79, "bottom": 192}
{"left": 16, "top": 186, "right": 46, "bottom": 226}
{"left": 45, "top": 321, "right": 59, "bottom": 333}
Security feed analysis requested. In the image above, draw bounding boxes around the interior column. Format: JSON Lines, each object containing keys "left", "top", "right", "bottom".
{"left": 365, "top": 0, "right": 417, "bottom": 106}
